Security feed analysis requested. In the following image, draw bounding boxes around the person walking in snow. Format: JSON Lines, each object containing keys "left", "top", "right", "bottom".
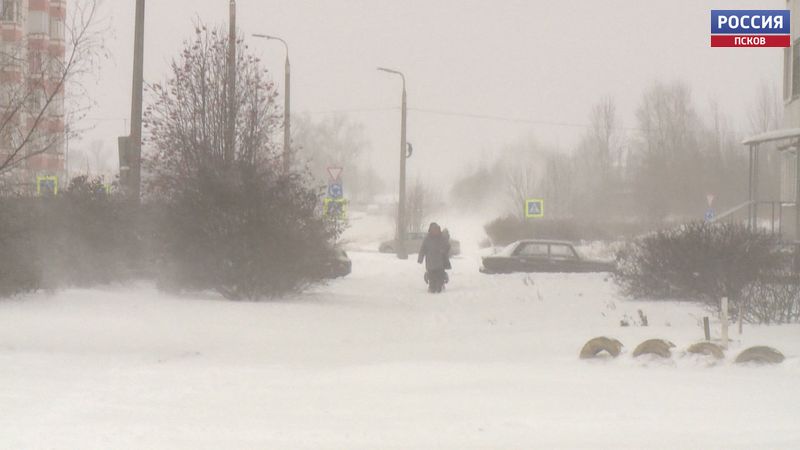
{"left": 418, "top": 222, "right": 449, "bottom": 292}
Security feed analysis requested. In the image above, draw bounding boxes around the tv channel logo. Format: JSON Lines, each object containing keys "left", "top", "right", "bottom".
{"left": 711, "top": 10, "right": 790, "bottom": 47}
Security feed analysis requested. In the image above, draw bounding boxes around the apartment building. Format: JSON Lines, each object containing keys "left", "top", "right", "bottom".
{"left": 0, "top": 0, "right": 66, "bottom": 193}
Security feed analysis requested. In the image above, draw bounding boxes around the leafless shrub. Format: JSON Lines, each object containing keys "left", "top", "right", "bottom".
{"left": 615, "top": 223, "right": 781, "bottom": 312}
{"left": 741, "top": 279, "right": 800, "bottom": 324}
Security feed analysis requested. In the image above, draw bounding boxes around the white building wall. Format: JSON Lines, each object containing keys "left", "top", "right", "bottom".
{"left": 784, "top": 0, "right": 799, "bottom": 205}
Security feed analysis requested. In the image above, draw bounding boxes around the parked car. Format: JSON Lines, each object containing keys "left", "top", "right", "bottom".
{"left": 379, "top": 232, "right": 461, "bottom": 256}
{"left": 323, "top": 247, "right": 352, "bottom": 278}
{"left": 480, "top": 240, "right": 614, "bottom": 274}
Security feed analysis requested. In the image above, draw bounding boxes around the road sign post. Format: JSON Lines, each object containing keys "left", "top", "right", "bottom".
{"left": 721, "top": 297, "right": 729, "bottom": 349}
{"left": 325, "top": 166, "right": 346, "bottom": 220}
{"left": 705, "top": 193, "right": 716, "bottom": 222}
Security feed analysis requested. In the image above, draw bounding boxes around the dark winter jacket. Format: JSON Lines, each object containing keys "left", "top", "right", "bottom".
{"left": 418, "top": 234, "right": 448, "bottom": 271}
{"left": 442, "top": 230, "right": 452, "bottom": 270}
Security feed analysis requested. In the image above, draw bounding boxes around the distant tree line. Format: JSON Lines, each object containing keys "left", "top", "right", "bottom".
{"left": 292, "top": 114, "right": 385, "bottom": 204}
{"left": 452, "top": 79, "right": 781, "bottom": 241}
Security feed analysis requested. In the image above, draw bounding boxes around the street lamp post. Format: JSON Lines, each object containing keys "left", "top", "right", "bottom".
{"left": 253, "top": 34, "right": 291, "bottom": 173}
{"left": 377, "top": 67, "right": 408, "bottom": 260}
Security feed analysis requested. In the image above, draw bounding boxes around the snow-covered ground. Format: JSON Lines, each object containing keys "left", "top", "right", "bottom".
{"left": 1, "top": 216, "right": 799, "bottom": 449}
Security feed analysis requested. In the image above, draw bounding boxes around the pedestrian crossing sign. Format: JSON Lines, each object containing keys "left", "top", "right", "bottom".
{"left": 525, "top": 199, "right": 544, "bottom": 218}
{"left": 324, "top": 198, "right": 348, "bottom": 219}
{"left": 36, "top": 176, "right": 58, "bottom": 197}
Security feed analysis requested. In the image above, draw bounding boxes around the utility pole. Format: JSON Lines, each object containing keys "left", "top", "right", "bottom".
{"left": 225, "top": 0, "right": 237, "bottom": 163}
{"left": 399, "top": 80, "right": 408, "bottom": 260}
{"left": 129, "top": 0, "right": 145, "bottom": 201}
{"left": 377, "top": 67, "right": 408, "bottom": 260}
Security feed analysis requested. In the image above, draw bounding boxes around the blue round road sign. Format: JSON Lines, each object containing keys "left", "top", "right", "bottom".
{"left": 328, "top": 183, "right": 343, "bottom": 198}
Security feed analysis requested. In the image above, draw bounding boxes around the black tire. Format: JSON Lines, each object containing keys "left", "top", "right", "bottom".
{"left": 579, "top": 336, "right": 624, "bottom": 359}
{"left": 686, "top": 342, "right": 725, "bottom": 360}
{"left": 735, "top": 346, "right": 785, "bottom": 364}
{"left": 633, "top": 339, "right": 676, "bottom": 358}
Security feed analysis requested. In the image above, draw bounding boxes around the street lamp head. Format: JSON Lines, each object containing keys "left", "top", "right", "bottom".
{"left": 252, "top": 34, "right": 289, "bottom": 54}
{"left": 377, "top": 67, "right": 405, "bottom": 86}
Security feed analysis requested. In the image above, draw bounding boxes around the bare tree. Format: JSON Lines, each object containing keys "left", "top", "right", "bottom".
{"left": 748, "top": 79, "right": 782, "bottom": 135}
{"left": 499, "top": 136, "right": 548, "bottom": 219}
{"left": 0, "top": 0, "right": 107, "bottom": 177}
{"left": 586, "top": 96, "right": 619, "bottom": 180}
{"left": 539, "top": 153, "right": 575, "bottom": 218}
{"left": 632, "top": 81, "right": 703, "bottom": 219}
{"left": 142, "top": 24, "right": 340, "bottom": 299}
{"left": 505, "top": 163, "right": 538, "bottom": 220}
{"left": 573, "top": 96, "right": 621, "bottom": 218}
{"left": 293, "top": 113, "right": 383, "bottom": 202}
{"left": 405, "top": 178, "right": 441, "bottom": 233}
{"left": 144, "top": 24, "right": 282, "bottom": 195}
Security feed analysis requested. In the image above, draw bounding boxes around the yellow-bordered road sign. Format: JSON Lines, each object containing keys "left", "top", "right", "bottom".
{"left": 36, "top": 176, "right": 59, "bottom": 197}
{"left": 324, "top": 198, "right": 348, "bottom": 219}
{"left": 525, "top": 199, "right": 544, "bottom": 218}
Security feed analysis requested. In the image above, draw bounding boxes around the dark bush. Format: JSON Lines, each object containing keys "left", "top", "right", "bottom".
{"left": 615, "top": 222, "right": 782, "bottom": 310}
{"left": 1, "top": 171, "right": 341, "bottom": 301}
{"left": 41, "top": 177, "right": 144, "bottom": 287}
{"left": 0, "top": 198, "right": 42, "bottom": 297}
{"left": 152, "top": 164, "right": 341, "bottom": 300}
{"left": 0, "top": 176, "right": 142, "bottom": 296}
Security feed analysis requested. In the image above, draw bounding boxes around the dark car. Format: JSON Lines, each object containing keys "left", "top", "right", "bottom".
{"left": 480, "top": 240, "right": 614, "bottom": 274}
{"left": 323, "top": 247, "right": 352, "bottom": 278}
{"left": 379, "top": 232, "right": 461, "bottom": 256}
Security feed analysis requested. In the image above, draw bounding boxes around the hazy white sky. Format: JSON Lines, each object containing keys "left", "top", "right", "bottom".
{"left": 81, "top": 0, "right": 784, "bottom": 187}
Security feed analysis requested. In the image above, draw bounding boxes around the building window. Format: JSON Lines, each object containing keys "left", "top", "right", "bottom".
{"left": 793, "top": 38, "right": 800, "bottom": 100}
{"left": 27, "top": 11, "right": 49, "bottom": 35}
{"left": 1, "top": 0, "right": 20, "bottom": 23}
{"left": 29, "top": 52, "right": 42, "bottom": 74}
{"left": 28, "top": 87, "right": 45, "bottom": 113}
{"left": 50, "top": 16, "right": 64, "bottom": 40}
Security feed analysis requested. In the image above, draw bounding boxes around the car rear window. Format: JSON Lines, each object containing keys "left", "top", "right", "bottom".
{"left": 517, "top": 243, "right": 548, "bottom": 257}
{"left": 550, "top": 244, "right": 577, "bottom": 259}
